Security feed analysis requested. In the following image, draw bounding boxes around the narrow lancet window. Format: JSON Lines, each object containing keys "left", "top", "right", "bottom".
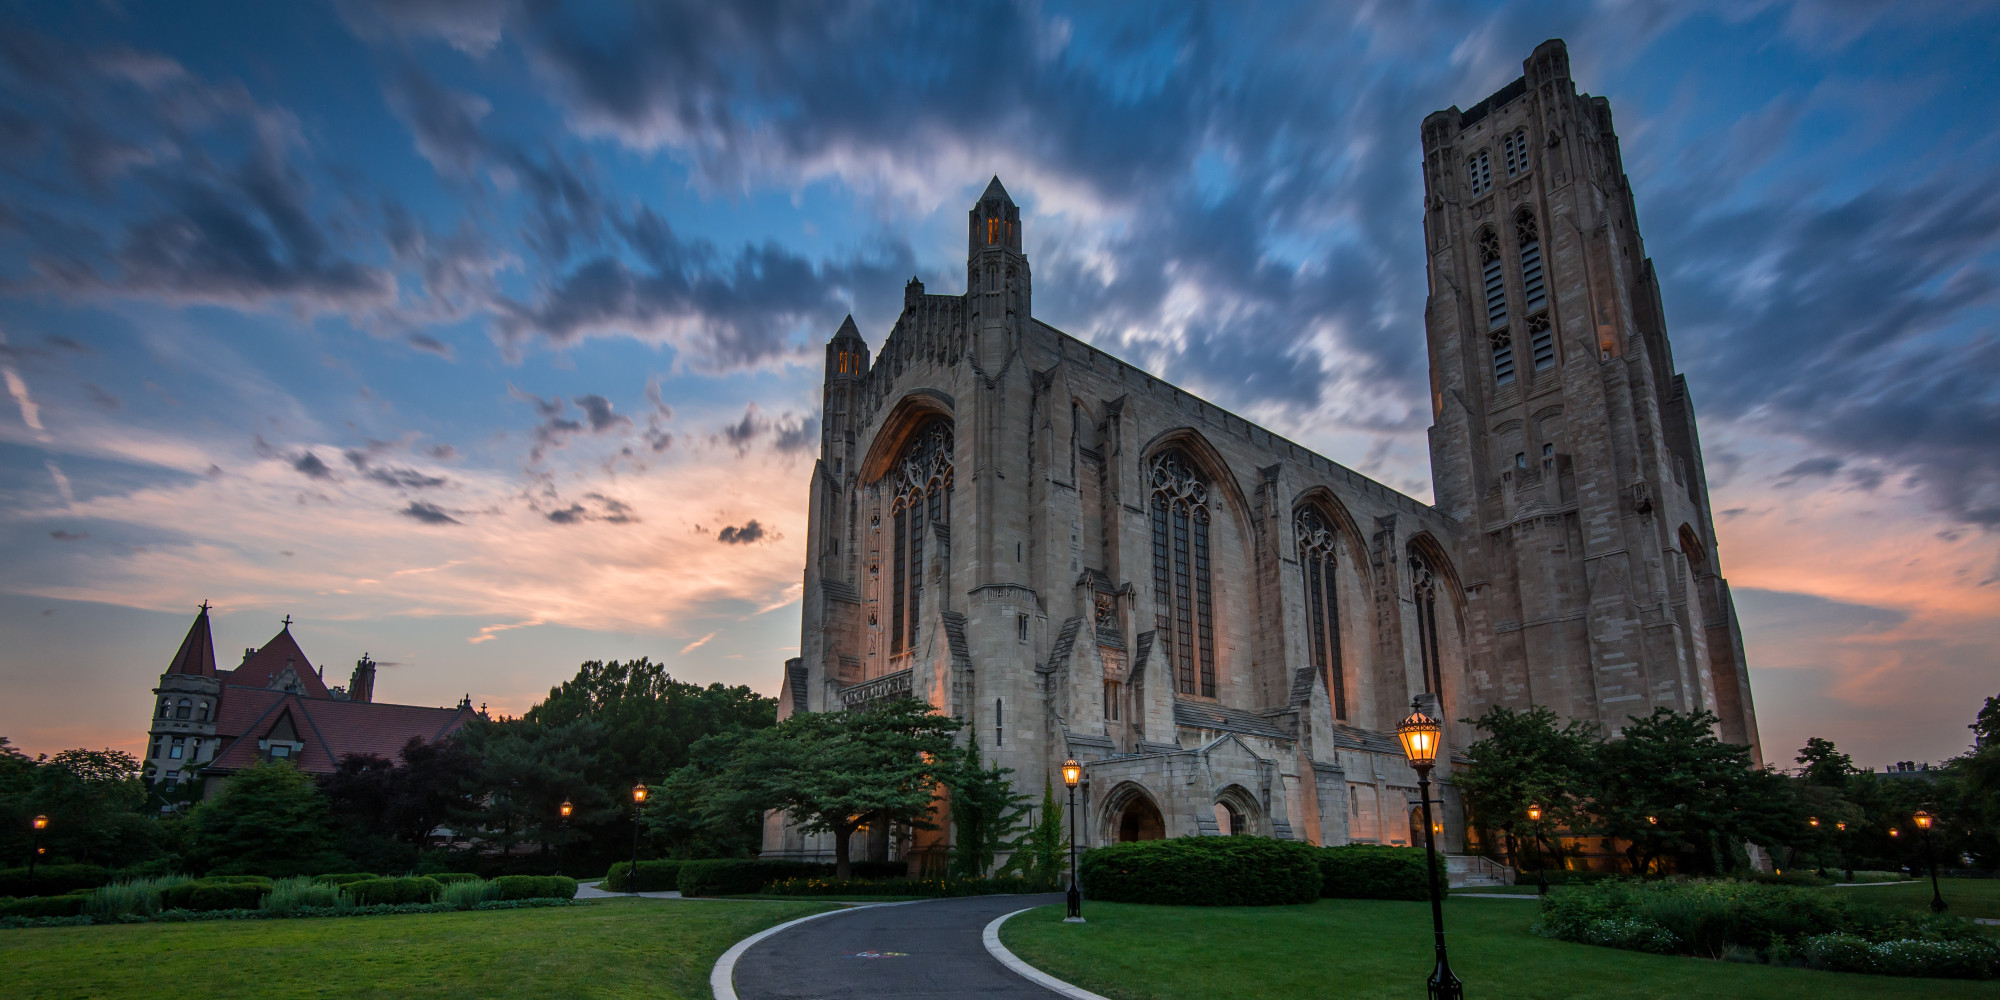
{"left": 1409, "top": 551, "right": 1445, "bottom": 695}
{"left": 1295, "top": 507, "right": 1347, "bottom": 720}
{"left": 886, "top": 418, "right": 953, "bottom": 657}
{"left": 1149, "top": 450, "right": 1216, "bottom": 697}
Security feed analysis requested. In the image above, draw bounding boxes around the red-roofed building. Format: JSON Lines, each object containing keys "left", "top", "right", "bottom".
{"left": 145, "top": 606, "right": 479, "bottom": 799}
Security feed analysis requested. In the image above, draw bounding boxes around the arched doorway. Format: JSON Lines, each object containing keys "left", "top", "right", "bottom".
{"left": 1213, "top": 801, "right": 1244, "bottom": 836}
{"left": 1117, "top": 795, "right": 1166, "bottom": 842}
{"left": 1408, "top": 806, "right": 1425, "bottom": 848}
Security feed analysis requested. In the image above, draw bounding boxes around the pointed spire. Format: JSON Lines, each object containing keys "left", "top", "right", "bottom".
{"left": 981, "top": 175, "right": 1013, "bottom": 204}
{"left": 832, "top": 314, "right": 863, "bottom": 343}
{"left": 165, "top": 603, "right": 218, "bottom": 677}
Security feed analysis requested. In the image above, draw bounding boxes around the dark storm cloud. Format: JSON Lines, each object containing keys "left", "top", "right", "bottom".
{"left": 716, "top": 520, "right": 763, "bottom": 545}
{"left": 292, "top": 452, "right": 336, "bottom": 480}
{"left": 716, "top": 403, "right": 816, "bottom": 458}
{"left": 0, "top": 30, "right": 395, "bottom": 310}
{"left": 572, "top": 393, "right": 629, "bottom": 432}
{"left": 399, "top": 500, "right": 461, "bottom": 525}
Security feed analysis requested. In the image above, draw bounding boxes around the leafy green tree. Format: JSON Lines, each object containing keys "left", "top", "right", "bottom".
{"left": 945, "top": 727, "right": 1028, "bottom": 878}
{"left": 998, "top": 779, "right": 1067, "bottom": 886}
{"left": 1455, "top": 705, "right": 1599, "bottom": 868}
{"left": 1796, "top": 736, "right": 1861, "bottom": 789}
{"left": 189, "top": 759, "right": 338, "bottom": 876}
{"left": 683, "top": 698, "right": 959, "bottom": 879}
{"left": 457, "top": 716, "right": 611, "bottom": 858}
{"left": 511, "top": 659, "right": 776, "bottom": 864}
{"left": 1588, "top": 708, "right": 1763, "bottom": 875}
{"left": 19, "top": 749, "right": 159, "bottom": 867}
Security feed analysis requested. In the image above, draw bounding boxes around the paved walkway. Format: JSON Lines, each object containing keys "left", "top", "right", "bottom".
{"left": 728, "top": 893, "right": 1067, "bottom": 1000}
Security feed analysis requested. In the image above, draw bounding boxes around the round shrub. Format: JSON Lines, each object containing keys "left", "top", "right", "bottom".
{"left": 1317, "top": 845, "right": 1443, "bottom": 901}
{"left": 0, "top": 894, "right": 90, "bottom": 918}
{"left": 0, "top": 864, "right": 113, "bottom": 898}
{"left": 603, "top": 860, "right": 682, "bottom": 892}
{"left": 344, "top": 876, "right": 443, "bottom": 906}
{"left": 312, "top": 873, "right": 377, "bottom": 886}
{"left": 1079, "top": 836, "right": 1322, "bottom": 906}
{"left": 492, "top": 875, "right": 578, "bottom": 901}
{"left": 679, "top": 860, "right": 829, "bottom": 897}
{"left": 163, "top": 879, "right": 269, "bottom": 911}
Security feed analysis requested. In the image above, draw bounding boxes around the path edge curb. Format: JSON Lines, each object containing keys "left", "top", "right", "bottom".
{"left": 983, "top": 907, "right": 1116, "bottom": 1000}
{"left": 710, "top": 905, "right": 865, "bottom": 1000}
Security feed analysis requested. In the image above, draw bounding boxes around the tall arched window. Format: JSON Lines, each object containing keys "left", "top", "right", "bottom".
{"left": 1409, "top": 551, "right": 1445, "bottom": 695}
{"left": 1295, "top": 506, "right": 1348, "bottom": 720}
{"left": 1516, "top": 210, "right": 1553, "bottom": 372}
{"left": 1150, "top": 450, "right": 1215, "bottom": 697}
{"left": 887, "top": 417, "right": 953, "bottom": 657}
{"left": 1480, "top": 228, "right": 1513, "bottom": 385}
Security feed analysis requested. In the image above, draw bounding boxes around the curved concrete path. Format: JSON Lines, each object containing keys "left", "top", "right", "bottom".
{"left": 726, "top": 893, "right": 1067, "bottom": 1000}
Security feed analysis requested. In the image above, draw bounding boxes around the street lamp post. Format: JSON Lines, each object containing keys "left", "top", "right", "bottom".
{"left": 29, "top": 815, "right": 48, "bottom": 884}
{"left": 1397, "top": 702, "right": 1462, "bottom": 1000}
{"left": 629, "top": 784, "right": 648, "bottom": 896}
{"left": 1062, "top": 758, "right": 1084, "bottom": 923}
{"left": 557, "top": 799, "right": 573, "bottom": 877}
{"left": 1527, "top": 802, "right": 1548, "bottom": 896}
{"left": 1837, "top": 821, "right": 1852, "bottom": 883}
{"left": 1913, "top": 810, "right": 1946, "bottom": 913}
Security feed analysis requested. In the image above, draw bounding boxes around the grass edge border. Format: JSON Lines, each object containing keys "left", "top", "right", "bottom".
{"left": 708, "top": 903, "right": 878, "bottom": 1000}
{"left": 984, "top": 906, "right": 1116, "bottom": 1000}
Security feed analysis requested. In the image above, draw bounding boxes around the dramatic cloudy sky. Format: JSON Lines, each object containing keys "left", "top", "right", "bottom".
{"left": 2, "top": 2, "right": 1996, "bottom": 771}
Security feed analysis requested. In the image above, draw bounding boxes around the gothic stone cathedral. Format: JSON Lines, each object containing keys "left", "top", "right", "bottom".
{"left": 766, "top": 40, "right": 1760, "bottom": 866}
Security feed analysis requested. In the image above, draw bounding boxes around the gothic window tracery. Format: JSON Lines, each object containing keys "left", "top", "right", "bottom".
{"left": 1295, "top": 506, "right": 1348, "bottom": 720}
{"left": 1149, "top": 449, "right": 1216, "bottom": 697}
{"left": 886, "top": 417, "right": 953, "bottom": 657}
{"left": 1409, "top": 550, "right": 1446, "bottom": 695}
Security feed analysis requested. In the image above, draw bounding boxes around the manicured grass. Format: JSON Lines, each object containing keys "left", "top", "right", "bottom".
{"left": 1832, "top": 878, "right": 2000, "bottom": 921}
{"left": 1002, "top": 898, "right": 2000, "bottom": 1000}
{"left": 3, "top": 897, "right": 834, "bottom": 999}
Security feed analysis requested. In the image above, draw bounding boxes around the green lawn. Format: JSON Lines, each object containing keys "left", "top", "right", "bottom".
{"left": 1002, "top": 898, "right": 2000, "bottom": 1000}
{"left": 3, "top": 898, "right": 834, "bottom": 1000}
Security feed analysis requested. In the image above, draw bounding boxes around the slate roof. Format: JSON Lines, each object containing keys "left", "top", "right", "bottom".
{"left": 1173, "top": 701, "right": 1292, "bottom": 740}
{"left": 205, "top": 686, "right": 474, "bottom": 776}
{"left": 222, "top": 627, "right": 332, "bottom": 699}
{"left": 165, "top": 605, "right": 218, "bottom": 677}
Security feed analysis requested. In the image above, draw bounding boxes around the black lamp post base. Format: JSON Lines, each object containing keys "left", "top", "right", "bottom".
{"left": 1428, "top": 961, "right": 1464, "bottom": 1000}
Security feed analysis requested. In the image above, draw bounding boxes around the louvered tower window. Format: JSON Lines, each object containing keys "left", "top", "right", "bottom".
{"left": 1467, "top": 152, "right": 1493, "bottom": 196}
{"left": 1503, "top": 130, "right": 1529, "bottom": 177}
{"left": 1517, "top": 210, "right": 1553, "bottom": 371}
{"left": 1295, "top": 507, "right": 1347, "bottom": 720}
{"left": 1149, "top": 450, "right": 1216, "bottom": 698}
{"left": 886, "top": 418, "right": 953, "bottom": 656}
{"left": 1480, "top": 229, "right": 1513, "bottom": 385}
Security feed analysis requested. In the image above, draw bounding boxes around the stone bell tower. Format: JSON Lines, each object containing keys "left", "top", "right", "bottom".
{"left": 1420, "top": 39, "right": 1760, "bottom": 760}
{"left": 967, "top": 176, "right": 1030, "bottom": 372}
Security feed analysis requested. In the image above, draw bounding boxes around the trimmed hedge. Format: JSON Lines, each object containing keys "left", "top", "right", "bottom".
{"left": 1318, "top": 845, "right": 1444, "bottom": 901}
{"left": 1080, "top": 836, "right": 1322, "bottom": 906}
{"left": 492, "top": 876, "right": 578, "bottom": 901}
{"left": 0, "top": 895, "right": 90, "bottom": 917}
{"left": 603, "top": 860, "right": 682, "bottom": 893}
{"left": 427, "top": 872, "right": 482, "bottom": 884}
{"left": 0, "top": 864, "right": 113, "bottom": 898}
{"left": 762, "top": 874, "right": 1053, "bottom": 897}
{"left": 163, "top": 880, "right": 269, "bottom": 912}
{"left": 679, "top": 860, "right": 836, "bottom": 897}
{"left": 344, "top": 877, "right": 443, "bottom": 906}
{"left": 312, "top": 873, "right": 378, "bottom": 886}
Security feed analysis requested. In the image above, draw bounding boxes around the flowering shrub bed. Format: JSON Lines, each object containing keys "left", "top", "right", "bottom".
{"left": 760, "top": 874, "right": 1053, "bottom": 897}
{"left": 1535, "top": 878, "right": 1998, "bottom": 979}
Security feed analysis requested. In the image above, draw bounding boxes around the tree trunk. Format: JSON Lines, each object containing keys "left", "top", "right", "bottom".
{"left": 833, "top": 820, "right": 855, "bottom": 880}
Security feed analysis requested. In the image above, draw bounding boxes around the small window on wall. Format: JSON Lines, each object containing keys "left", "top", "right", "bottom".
{"left": 169, "top": 737, "right": 184, "bottom": 760}
{"left": 1503, "top": 130, "right": 1529, "bottom": 177}
{"left": 1467, "top": 152, "right": 1492, "bottom": 195}
{"left": 270, "top": 745, "right": 291, "bottom": 759}
{"left": 176, "top": 698, "right": 191, "bottom": 720}
{"left": 994, "top": 699, "right": 1004, "bottom": 747}
{"left": 157, "top": 699, "right": 170, "bottom": 719}
{"left": 1018, "top": 614, "right": 1030, "bottom": 642}
{"left": 1103, "top": 680, "right": 1120, "bottom": 721}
